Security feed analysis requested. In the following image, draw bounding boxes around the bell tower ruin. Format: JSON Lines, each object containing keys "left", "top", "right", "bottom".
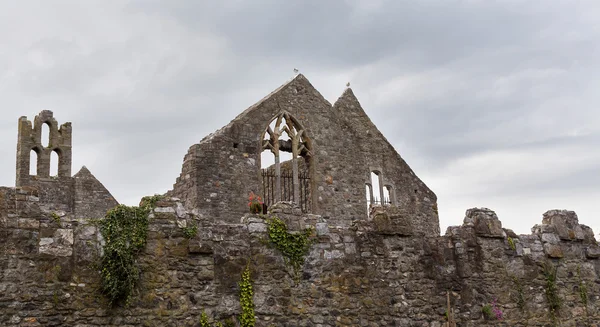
{"left": 15, "top": 110, "right": 72, "bottom": 186}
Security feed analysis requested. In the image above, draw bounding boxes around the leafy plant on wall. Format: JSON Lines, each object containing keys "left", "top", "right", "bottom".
{"left": 97, "top": 195, "right": 161, "bottom": 306}
{"left": 239, "top": 264, "right": 255, "bottom": 327}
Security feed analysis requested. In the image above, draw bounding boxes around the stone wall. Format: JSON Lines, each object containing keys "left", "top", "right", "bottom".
{"left": 2, "top": 194, "right": 599, "bottom": 326}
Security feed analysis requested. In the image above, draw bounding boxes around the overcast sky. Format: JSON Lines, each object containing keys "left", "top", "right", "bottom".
{"left": 1, "top": 1, "right": 599, "bottom": 235}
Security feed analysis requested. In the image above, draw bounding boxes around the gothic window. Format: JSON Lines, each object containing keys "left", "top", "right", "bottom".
{"left": 50, "top": 150, "right": 59, "bottom": 177}
{"left": 370, "top": 171, "right": 383, "bottom": 205}
{"left": 260, "top": 111, "right": 312, "bottom": 212}
{"left": 41, "top": 122, "right": 50, "bottom": 148}
{"left": 382, "top": 186, "right": 391, "bottom": 206}
{"left": 30, "top": 149, "right": 38, "bottom": 175}
{"left": 367, "top": 171, "right": 395, "bottom": 208}
{"left": 365, "top": 183, "right": 373, "bottom": 212}
{"left": 383, "top": 185, "right": 396, "bottom": 206}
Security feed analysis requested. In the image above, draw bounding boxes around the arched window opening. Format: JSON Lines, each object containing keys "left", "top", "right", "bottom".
{"left": 50, "top": 150, "right": 59, "bottom": 177}
{"left": 260, "top": 111, "right": 312, "bottom": 213}
{"left": 370, "top": 171, "right": 383, "bottom": 206}
{"left": 382, "top": 186, "right": 391, "bottom": 206}
{"left": 365, "top": 184, "right": 373, "bottom": 212}
{"left": 41, "top": 122, "right": 50, "bottom": 148}
{"left": 29, "top": 149, "right": 38, "bottom": 175}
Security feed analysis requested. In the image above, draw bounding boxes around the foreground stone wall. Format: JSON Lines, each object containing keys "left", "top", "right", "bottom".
{"left": 1, "top": 194, "right": 599, "bottom": 326}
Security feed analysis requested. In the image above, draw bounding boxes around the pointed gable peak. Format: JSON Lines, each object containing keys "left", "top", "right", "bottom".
{"left": 293, "top": 72, "right": 306, "bottom": 81}
{"left": 73, "top": 165, "right": 92, "bottom": 178}
{"left": 339, "top": 86, "right": 357, "bottom": 100}
{"left": 333, "top": 86, "right": 364, "bottom": 114}
{"left": 236, "top": 73, "right": 310, "bottom": 115}
{"left": 221, "top": 73, "right": 328, "bottom": 123}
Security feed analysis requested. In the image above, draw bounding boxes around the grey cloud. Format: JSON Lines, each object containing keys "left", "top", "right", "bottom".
{"left": 1, "top": 1, "right": 599, "bottom": 234}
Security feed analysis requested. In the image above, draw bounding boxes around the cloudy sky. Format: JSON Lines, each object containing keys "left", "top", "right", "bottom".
{"left": 1, "top": 1, "right": 598, "bottom": 235}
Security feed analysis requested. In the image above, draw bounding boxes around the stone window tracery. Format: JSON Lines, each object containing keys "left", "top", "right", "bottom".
{"left": 260, "top": 111, "right": 312, "bottom": 211}
{"left": 367, "top": 171, "right": 395, "bottom": 207}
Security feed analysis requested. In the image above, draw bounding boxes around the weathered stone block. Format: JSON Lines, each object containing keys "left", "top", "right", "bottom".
{"left": 315, "top": 222, "right": 329, "bottom": 236}
{"left": 542, "top": 210, "right": 583, "bottom": 241}
{"left": 370, "top": 206, "right": 412, "bottom": 236}
{"left": 544, "top": 243, "right": 564, "bottom": 258}
{"left": 344, "top": 242, "right": 357, "bottom": 254}
{"left": 586, "top": 246, "right": 600, "bottom": 259}
{"left": 188, "top": 240, "right": 214, "bottom": 254}
{"left": 324, "top": 249, "right": 344, "bottom": 259}
{"left": 154, "top": 207, "right": 176, "bottom": 214}
{"left": 18, "top": 218, "right": 40, "bottom": 229}
{"left": 39, "top": 228, "right": 74, "bottom": 256}
{"left": 541, "top": 233, "right": 560, "bottom": 244}
{"left": 464, "top": 208, "right": 504, "bottom": 238}
{"left": 248, "top": 222, "right": 267, "bottom": 233}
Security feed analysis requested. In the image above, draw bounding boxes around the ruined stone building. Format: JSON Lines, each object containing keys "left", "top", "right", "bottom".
{"left": 1, "top": 74, "right": 599, "bottom": 326}
{"left": 12, "top": 110, "right": 118, "bottom": 224}
{"left": 167, "top": 74, "right": 439, "bottom": 235}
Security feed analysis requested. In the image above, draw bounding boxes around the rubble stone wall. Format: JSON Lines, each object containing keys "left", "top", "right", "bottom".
{"left": 2, "top": 194, "right": 599, "bottom": 327}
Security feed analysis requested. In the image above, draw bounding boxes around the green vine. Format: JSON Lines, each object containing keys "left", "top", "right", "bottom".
{"left": 239, "top": 264, "right": 255, "bottom": 327}
{"left": 543, "top": 262, "right": 561, "bottom": 322}
{"left": 50, "top": 212, "right": 61, "bottom": 226}
{"left": 507, "top": 236, "right": 516, "bottom": 251}
{"left": 182, "top": 224, "right": 198, "bottom": 239}
{"left": 481, "top": 304, "right": 493, "bottom": 320}
{"left": 140, "top": 194, "right": 163, "bottom": 208}
{"left": 98, "top": 195, "right": 161, "bottom": 306}
{"left": 51, "top": 265, "right": 62, "bottom": 308}
{"left": 199, "top": 311, "right": 231, "bottom": 327}
{"left": 266, "top": 216, "right": 313, "bottom": 274}
{"left": 577, "top": 265, "right": 588, "bottom": 310}
{"left": 200, "top": 311, "right": 210, "bottom": 327}
{"left": 511, "top": 275, "right": 526, "bottom": 311}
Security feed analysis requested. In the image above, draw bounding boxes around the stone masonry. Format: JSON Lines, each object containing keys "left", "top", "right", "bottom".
{"left": 1, "top": 75, "right": 599, "bottom": 326}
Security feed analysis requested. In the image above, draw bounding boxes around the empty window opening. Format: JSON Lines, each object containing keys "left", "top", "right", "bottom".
{"left": 29, "top": 150, "right": 38, "bottom": 175}
{"left": 383, "top": 186, "right": 391, "bottom": 206}
{"left": 370, "top": 171, "right": 382, "bottom": 206}
{"left": 41, "top": 122, "right": 50, "bottom": 148}
{"left": 50, "top": 150, "right": 59, "bottom": 177}
{"left": 365, "top": 184, "right": 372, "bottom": 212}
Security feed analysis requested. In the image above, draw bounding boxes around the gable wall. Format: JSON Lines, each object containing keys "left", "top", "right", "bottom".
{"left": 169, "top": 75, "right": 438, "bottom": 234}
